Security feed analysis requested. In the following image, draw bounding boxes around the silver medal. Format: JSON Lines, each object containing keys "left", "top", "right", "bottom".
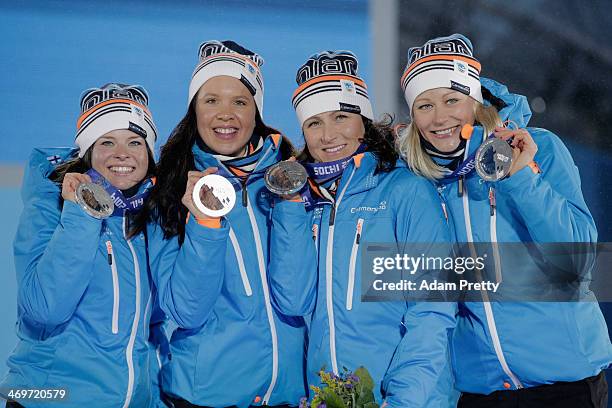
{"left": 192, "top": 174, "right": 236, "bottom": 218}
{"left": 475, "top": 138, "right": 513, "bottom": 182}
{"left": 264, "top": 161, "right": 308, "bottom": 195}
{"left": 75, "top": 182, "right": 114, "bottom": 219}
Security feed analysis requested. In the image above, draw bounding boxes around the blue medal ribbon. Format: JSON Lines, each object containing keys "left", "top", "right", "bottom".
{"left": 438, "top": 127, "right": 496, "bottom": 183}
{"left": 299, "top": 144, "right": 367, "bottom": 208}
{"left": 86, "top": 169, "right": 152, "bottom": 216}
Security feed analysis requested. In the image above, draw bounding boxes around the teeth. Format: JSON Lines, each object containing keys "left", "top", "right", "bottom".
{"left": 324, "top": 145, "right": 345, "bottom": 153}
{"left": 110, "top": 166, "right": 134, "bottom": 174}
{"left": 433, "top": 127, "right": 456, "bottom": 135}
{"left": 215, "top": 128, "right": 237, "bottom": 134}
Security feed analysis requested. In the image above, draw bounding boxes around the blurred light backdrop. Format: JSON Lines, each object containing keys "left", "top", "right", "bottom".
{"left": 1, "top": 0, "right": 610, "bottom": 396}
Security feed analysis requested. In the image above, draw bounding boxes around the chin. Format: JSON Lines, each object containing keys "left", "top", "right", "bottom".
{"left": 108, "top": 178, "right": 137, "bottom": 190}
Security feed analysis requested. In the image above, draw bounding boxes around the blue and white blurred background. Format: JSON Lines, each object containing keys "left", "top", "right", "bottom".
{"left": 1, "top": 0, "right": 611, "bottom": 401}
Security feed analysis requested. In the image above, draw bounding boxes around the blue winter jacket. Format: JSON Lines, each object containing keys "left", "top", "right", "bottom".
{"left": 268, "top": 152, "right": 457, "bottom": 407}
{"left": 2, "top": 147, "right": 163, "bottom": 407}
{"left": 148, "top": 134, "right": 307, "bottom": 407}
{"left": 442, "top": 78, "right": 612, "bottom": 394}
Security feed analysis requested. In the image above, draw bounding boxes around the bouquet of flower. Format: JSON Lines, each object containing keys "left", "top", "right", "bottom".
{"left": 299, "top": 366, "right": 380, "bottom": 408}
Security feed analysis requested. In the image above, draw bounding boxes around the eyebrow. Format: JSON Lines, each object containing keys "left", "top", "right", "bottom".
{"left": 199, "top": 92, "right": 250, "bottom": 99}
{"left": 414, "top": 98, "right": 431, "bottom": 105}
{"left": 442, "top": 90, "right": 461, "bottom": 97}
{"left": 98, "top": 135, "right": 142, "bottom": 141}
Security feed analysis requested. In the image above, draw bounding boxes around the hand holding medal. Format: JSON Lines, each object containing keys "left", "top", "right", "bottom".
{"left": 184, "top": 167, "right": 237, "bottom": 219}
{"left": 62, "top": 172, "right": 92, "bottom": 203}
{"left": 493, "top": 126, "right": 538, "bottom": 177}
{"left": 64, "top": 172, "right": 115, "bottom": 219}
{"left": 264, "top": 157, "right": 308, "bottom": 199}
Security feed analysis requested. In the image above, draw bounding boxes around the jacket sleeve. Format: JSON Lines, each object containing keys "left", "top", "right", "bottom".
{"left": 268, "top": 199, "right": 318, "bottom": 316}
{"left": 383, "top": 175, "right": 457, "bottom": 407}
{"left": 495, "top": 129, "right": 596, "bottom": 243}
{"left": 147, "top": 215, "right": 228, "bottom": 329}
{"left": 14, "top": 166, "right": 102, "bottom": 327}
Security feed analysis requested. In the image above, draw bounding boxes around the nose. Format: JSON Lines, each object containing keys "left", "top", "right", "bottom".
{"left": 113, "top": 143, "right": 130, "bottom": 160}
{"left": 433, "top": 106, "right": 449, "bottom": 127}
{"left": 216, "top": 104, "right": 235, "bottom": 121}
{"left": 320, "top": 124, "right": 336, "bottom": 144}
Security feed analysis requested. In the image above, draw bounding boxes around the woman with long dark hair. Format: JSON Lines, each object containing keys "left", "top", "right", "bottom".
{"left": 143, "top": 40, "right": 306, "bottom": 408}
{"left": 268, "top": 50, "right": 456, "bottom": 407}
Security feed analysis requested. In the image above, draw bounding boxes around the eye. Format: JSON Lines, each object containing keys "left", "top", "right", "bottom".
{"left": 234, "top": 99, "right": 248, "bottom": 106}
{"left": 129, "top": 139, "right": 143, "bottom": 146}
{"left": 100, "top": 140, "right": 114, "bottom": 146}
{"left": 335, "top": 113, "right": 348, "bottom": 121}
{"left": 203, "top": 97, "right": 217, "bottom": 104}
{"left": 306, "top": 120, "right": 320, "bottom": 128}
{"left": 446, "top": 98, "right": 459, "bottom": 105}
{"left": 416, "top": 103, "right": 433, "bottom": 111}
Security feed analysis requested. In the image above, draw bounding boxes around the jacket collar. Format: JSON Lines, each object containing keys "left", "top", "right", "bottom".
{"left": 481, "top": 77, "right": 532, "bottom": 128}
{"left": 191, "top": 133, "right": 282, "bottom": 179}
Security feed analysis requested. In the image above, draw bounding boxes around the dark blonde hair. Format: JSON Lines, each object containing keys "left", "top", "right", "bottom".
{"left": 397, "top": 101, "right": 501, "bottom": 180}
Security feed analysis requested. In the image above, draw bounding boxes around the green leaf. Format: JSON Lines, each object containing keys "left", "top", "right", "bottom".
{"left": 322, "top": 389, "right": 348, "bottom": 408}
{"left": 356, "top": 393, "right": 375, "bottom": 405}
{"left": 354, "top": 367, "right": 375, "bottom": 391}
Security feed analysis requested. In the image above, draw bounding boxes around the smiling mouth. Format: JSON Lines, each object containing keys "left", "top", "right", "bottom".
{"left": 430, "top": 126, "right": 459, "bottom": 137}
{"left": 323, "top": 144, "right": 347, "bottom": 154}
{"left": 109, "top": 166, "right": 135, "bottom": 175}
{"left": 214, "top": 127, "right": 239, "bottom": 139}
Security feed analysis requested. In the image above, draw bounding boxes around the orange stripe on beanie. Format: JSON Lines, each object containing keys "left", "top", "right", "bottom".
{"left": 75, "top": 83, "right": 157, "bottom": 158}
{"left": 292, "top": 50, "right": 374, "bottom": 127}
{"left": 400, "top": 34, "right": 483, "bottom": 115}
{"left": 188, "top": 40, "right": 265, "bottom": 117}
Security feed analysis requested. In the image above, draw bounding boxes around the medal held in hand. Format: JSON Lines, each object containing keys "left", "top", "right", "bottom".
{"left": 475, "top": 137, "right": 513, "bottom": 182}
{"left": 75, "top": 182, "right": 115, "bottom": 219}
{"left": 192, "top": 174, "right": 236, "bottom": 218}
{"left": 264, "top": 160, "right": 308, "bottom": 195}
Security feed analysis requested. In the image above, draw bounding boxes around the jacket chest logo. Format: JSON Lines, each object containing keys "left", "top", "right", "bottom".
{"left": 350, "top": 201, "right": 387, "bottom": 214}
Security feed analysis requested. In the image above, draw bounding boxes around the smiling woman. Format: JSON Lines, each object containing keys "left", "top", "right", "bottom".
{"left": 195, "top": 76, "right": 257, "bottom": 157}
{"left": 267, "top": 49, "right": 457, "bottom": 407}
{"left": 1, "top": 83, "right": 166, "bottom": 408}
{"left": 141, "top": 40, "right": 306, "bottom": 408}
{"left": 90, "top": 129, "right": 151, "bottom": 191}
{"left": 397, "top": 33, "right": 612, "bottom": 408}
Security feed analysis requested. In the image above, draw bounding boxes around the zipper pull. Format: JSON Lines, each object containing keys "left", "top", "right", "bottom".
{"left": 329, "top": 205, "right": 336, "bottom": 226}
{"left": 355, "top": 219, "right": 363, "bottom": 244}
{"left": 241, "top": 179, "right": 248, "bottom": 207}
{"left": 312, "top": 224, "right": 318, "bottom": 242}
{"left": 441, "top": 202, "right": 448, "bottom": 222}
{"left": 458, "top": 176, "right": 464, "bottom": 197}
{"left": 489, "top": 186, "right": 496, "bottom": 216}
{"left": 105, "top": 241, "right": 113, "bottom": 265}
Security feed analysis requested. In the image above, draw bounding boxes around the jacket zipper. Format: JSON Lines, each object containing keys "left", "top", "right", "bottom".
{"left": 122, "top": 216, "right": 143, "bottom": 408}
{"left": 460, "top": 139, "right": 523, "bottom": 389}
{"left": 326, "top": 167, "right": 357, "bottom": 375}
{"left": 106, "top": 240, "right": 120, "bottom": 335}
{"left": 228, "top": 227, "right": 253, "bottom": 296}
{"left": 346, "top": 218, "right": 364, "bottom": 311}
{"left": 245, "top": 200, "right": 278, "bottom": 404}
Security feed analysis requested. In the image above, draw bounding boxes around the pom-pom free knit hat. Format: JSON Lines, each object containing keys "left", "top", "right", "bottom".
{"left": 292, "top": 50, "right": 374, "bottom": 127}
{"left": 401, "top": 34, "right": 483, "bottom": 114}
{"left": 75, "top": 83, "right": 157, "bottom": 158}
{"left": 188, "top": 40, "right": 265, "bottom": 116}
